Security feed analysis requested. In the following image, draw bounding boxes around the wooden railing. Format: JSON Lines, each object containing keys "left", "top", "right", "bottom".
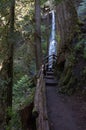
{"left": 33, "top": 65, "right": 49, "bottom": 130}
{"left": 33, "top": 54, "right": 57, "bottom": 130}
{"left": 43, "top": 54, "right": 57, "bottom": 72}
{"left": 43, "top": 54, "right": 57, "bottom": 63}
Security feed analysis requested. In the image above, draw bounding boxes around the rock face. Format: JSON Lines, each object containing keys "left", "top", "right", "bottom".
{"left": 56, "top": 0, "right": 78, "bottom": 55}
{"left": 77, "top": 0, "right": 86, "bottom": 20}
{"left": 55, "top": 0, "right": 86, "bottom": 94}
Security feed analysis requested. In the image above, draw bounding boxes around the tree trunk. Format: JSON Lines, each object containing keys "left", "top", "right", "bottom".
{"left": 0, "top": 0, "right": 15, "bottom": 129}
{"left": 56, "top": 0, "right": 78, "bottom": 53}
{"left": 46, "top": 12, "right": 49, "bottom": 56}
{"left": 7, "top": 0, "right": 15, "bottom": 108}
{"left": 6, "top": 0, "right": 15, "bottom": 126}
{"left": 35, "top": 0, "right": 42, "bottom": 70}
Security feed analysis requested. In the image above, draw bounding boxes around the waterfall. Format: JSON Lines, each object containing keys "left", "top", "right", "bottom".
{"left": 48, "top": 10, "right": 57, "bottom": 69}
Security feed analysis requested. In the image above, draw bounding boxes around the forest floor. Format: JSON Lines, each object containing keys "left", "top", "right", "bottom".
{"left": 46, "top": 85, "right": 86, "bottom": 130}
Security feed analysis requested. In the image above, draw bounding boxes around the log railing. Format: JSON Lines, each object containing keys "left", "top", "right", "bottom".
{"left": 33, "top": 65, "right": 49, "bottom": 130}
{"left": 33, "top": 54, "right": 57, "bottom": 130}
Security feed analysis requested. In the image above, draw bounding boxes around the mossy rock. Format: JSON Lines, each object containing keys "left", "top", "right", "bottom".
{"left": 83, "top": 46, "right": 86, "bottom": 60}
{"left": 59, "top": 76, "right": 76, "bottom": 95}
{"left": 58, "top": 86, "right": 74, "bottom": 95}
{"left": 83, "top": 67, "right": 86, "bottom": 75}
{"left": 62, "top": 68, "right": 72, "bottom": 85}
{"left": 58, "top": 66, "right": 72, "bottom": 87}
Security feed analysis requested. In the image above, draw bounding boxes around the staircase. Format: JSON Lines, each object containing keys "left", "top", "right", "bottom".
{"left": 45, "top": 70, "right": 57, "bottom": 86}
{"left": 43, "top": 54, "right": 57, "bottom": 86}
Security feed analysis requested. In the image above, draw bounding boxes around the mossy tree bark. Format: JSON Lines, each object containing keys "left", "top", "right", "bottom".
{"left": 46, "top": 11, "right": 49, "bottom": 56}
{"left": 55, "top": 0, "right": 80, "bottom": 94}
{"left": 6, "top": 0, "right": 15, "bottom": 126}
{"left": 0, "top": 0, "right": 15, "bottom": 129}
{"left": 35, "top": 0, "right": 42, "bottom": 71}
{"left": 56, "top": 0, "right": 78, "bottom": 54}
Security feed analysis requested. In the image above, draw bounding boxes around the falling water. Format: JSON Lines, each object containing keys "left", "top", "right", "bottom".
{"left": 48, "top": 10, "right": 57, "bottom": 69}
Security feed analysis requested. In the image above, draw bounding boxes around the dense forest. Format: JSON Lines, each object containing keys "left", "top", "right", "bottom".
{"left": 0, "top": 0, "right": 86, "bottom": 130}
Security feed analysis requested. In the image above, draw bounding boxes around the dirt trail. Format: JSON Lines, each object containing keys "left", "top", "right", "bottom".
{"left": 46, "top": 86, "right": 86, "bottom": 130}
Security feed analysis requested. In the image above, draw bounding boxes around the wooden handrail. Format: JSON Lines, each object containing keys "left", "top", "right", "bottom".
{"left": 37, "top": 54, "right": 57, "bottom": 77}
{"left": 33, "top": 66, "right": 49, "bottom": 130}
{"left": 43, "top": 54, "right": 57, "bottom": 71}
{"left": 33, "top": 54, "right": 57, "bottom": 130}
{"left": 43, "top": 54, "right": 57, "bottom": 62}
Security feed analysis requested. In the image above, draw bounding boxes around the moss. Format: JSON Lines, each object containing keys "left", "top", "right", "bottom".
{"left": 62, "top": 68, "right": 72, "bottom": 85}
{"left": 19, "top": 88, "right": 35, "bottom": 110}
{"left": 83, "top": 46, "right": 86, "bottom": 60}
{"left": 59, "top": 76, "right": 76, "bottom": 95}
{"left": 74, "top": 43, "right": 83, "bottom": 51}
{"left": 58, "top": 66, "right": 72, "bottom": 87}
{"left": 75, "top": 24, "right": 81, "bottom": 34}
{"left": 82, "top": 89, "right": 86, "bottom": 95}
{"left": 68, "top": 54, "right": 76, "bottom": 67}
{"left": 55, "top": 0, "right": 63, "bottom": 4}
{"left": 66, "top": 76, "right": 75, "bottom": 88}
{"left": 83, "top": 67, "right": 86, "bottom": 75}
{"left": 56, "top": 34, "right": 61, "bottom": 43}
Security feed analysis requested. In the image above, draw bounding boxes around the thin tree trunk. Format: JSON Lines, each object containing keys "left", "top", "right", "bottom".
{"left": 35, "top": 0, "right": 42, "bottom": 70}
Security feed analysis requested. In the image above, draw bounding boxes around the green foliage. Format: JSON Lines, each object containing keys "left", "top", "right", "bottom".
{"left": 74, "top": 39, "right": 86, "bottom": 60}
{"left": 13, "top": 75, "right": 35, "bottom": 110}
{"left": 6, "top": 109, "right": 22, "bottom": 130}
{"left": 0, "top": 0, "right": 43, "bottom": 129}
{"left": 13, "top": 64, "right": 24, "bottom": 82}
{"left": 12, "top": 75, "right": 35, "bottom": 130}
{"left": 54, "top": 0, "right": 63, "bottom": 4}
{"left": 74, "top": 39, "right": 86, "bottom": 50}
{"left": 83, "top": 46, "right": 86, "bottom": 59}
{"left": 83, "top": 67, "right": 86, "bottom": 75}
{"left": 67, "top": 53, "right": 76, "bottom": 67}
{"left": 59, "top": 76, "right": 76, "bottom": 95}
{"left": 75, "top": 43, "right": 82, "bottom": 51}
{"left": 13, "top": 41, "right": 35, "bottom": 82}
{"left": 15, "top": 0, "right": 35, "bottom": 39}
{"left": 0, "top": 0, "right": 10, "bottom": 17}
{"left": 41, "top": 24, "right": 49, "bottom": 55}
{"left": 62, "top": 68, "right": 72, "bottom": 85}
{"left": 40, "top": 0, "right": 47, "bottom": 5}
{"left": 56, "top": 34, "right": 61, "bottom": 43}
{"left": 42, "top": 41, "right": 47, "bottom": 55}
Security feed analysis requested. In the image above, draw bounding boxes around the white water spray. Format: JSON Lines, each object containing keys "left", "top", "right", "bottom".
{"left": 48, "top": 10, "right": 57, "bottom": 68}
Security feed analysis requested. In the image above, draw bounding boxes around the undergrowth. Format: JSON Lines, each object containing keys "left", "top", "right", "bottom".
{"left": 11, "top": 75, "right": 35, "bottom": 130}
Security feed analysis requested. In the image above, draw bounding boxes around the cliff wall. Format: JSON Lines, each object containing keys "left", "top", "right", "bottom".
{"left": 56, "top": 0, "right": 78, "bottom": 53}
{"left": 55, "top": 0, "right": 86, "bottom": 94}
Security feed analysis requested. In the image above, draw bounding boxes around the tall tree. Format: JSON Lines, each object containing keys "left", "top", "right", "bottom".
{"left": 35, "top": 0, "right": 42, "bottom": 70}
{"left": 7, "top": 0, "right": 15, "bottom": 109}
{"left": 0, "top": 0, "right": 15, "bottom": 129}
{"left": 46, "top": 11, "right": 49, "bottom": 55}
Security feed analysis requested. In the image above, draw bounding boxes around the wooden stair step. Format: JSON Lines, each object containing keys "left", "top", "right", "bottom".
{"left": 45, "top": 79, "right": 57, "bottom": 86}
{"left": 46, "top": 71, "right": 54, "bottom": 76}
{"left": 46, "top": 81, "right": 57, "bottom": 86}
{"left": 45, "top": 75, "right": 54, "bottom": 79}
